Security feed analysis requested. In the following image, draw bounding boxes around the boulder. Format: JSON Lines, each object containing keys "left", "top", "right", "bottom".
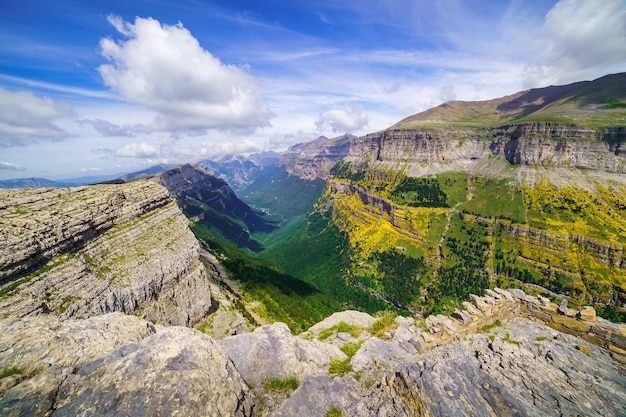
{"left": 578, "top": 306, "right": 597, "bottom": 322}
{"left": 219, "top": 323, "right": 345, "bottom": 388}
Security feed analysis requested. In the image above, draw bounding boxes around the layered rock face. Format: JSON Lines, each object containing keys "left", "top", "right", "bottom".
{"left": 349, "top": 123, "right": 626, "bottom": 173}
{"left": 0, "top": 181, "right": 215, "bottom": 326}
{"left": 280, "top": 135, "right": 353, "bottom": 179}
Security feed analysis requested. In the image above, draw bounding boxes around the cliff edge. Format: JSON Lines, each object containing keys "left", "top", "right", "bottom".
{"left": 0, "top": 181, "right": 215, "bottom": 326}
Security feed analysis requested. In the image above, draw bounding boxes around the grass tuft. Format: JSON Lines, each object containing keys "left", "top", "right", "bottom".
{"left": 264, "top": 376, "right": 299, "bottom": 393}
{"left": 369, "top": 311, "right": 397, "bottom": 337}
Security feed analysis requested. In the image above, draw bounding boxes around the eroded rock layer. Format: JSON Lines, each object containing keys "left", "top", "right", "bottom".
{"left": 0, "top": 181, "right": 215, "bottom": 326}
{"left": 349, "top": 123, "right": 626, "bottom": 173}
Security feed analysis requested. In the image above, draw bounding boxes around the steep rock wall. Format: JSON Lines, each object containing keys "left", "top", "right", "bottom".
{"left": 349, "top": 123, "right": 626, "bottom": 173}
{"left": 0, "top": 181, "right": 215, "bottom": 326}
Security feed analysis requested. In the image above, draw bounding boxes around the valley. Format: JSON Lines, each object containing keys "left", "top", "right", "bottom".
{"left": 1, "top": 73, "right": 626, "bottom": 416}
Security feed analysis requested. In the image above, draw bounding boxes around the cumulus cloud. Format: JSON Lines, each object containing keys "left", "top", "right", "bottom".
{"left": 523, "top": 0, "right": 626, "bottom": 87}
{"left": 170, "top": 139, "right": 262, "bottom": 158}
{"left": 0, "top": 161, "right": 26, "bottom": 171}
{"left": 268, "top": 130, "right": 317, "bottom": 149}
{"left": 315, "top": 103, "right": 369, "bottom": 133}
{"left": 98, "top": 142, "right": 159, "bottom": 158}
{"left": 79, "top": 119, "right": 134, "bottom": 137}
{"left": 0, "top": 87, "right": 73, "bottom": 146}
{"left": 99, "top": 16, "right": 273, "bottom": 134}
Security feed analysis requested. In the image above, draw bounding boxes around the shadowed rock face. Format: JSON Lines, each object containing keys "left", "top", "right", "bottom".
{"left": 156, "top": 164, "right": 277, "bottom": 251}
{"left": 0, "top": 181, "right": 215, "bottom": 326}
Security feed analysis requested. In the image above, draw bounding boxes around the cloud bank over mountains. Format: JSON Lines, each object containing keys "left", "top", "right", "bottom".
{"left": 0, "top": 0, "right": 624, "bottom": 179}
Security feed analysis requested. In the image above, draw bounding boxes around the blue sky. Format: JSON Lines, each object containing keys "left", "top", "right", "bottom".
{"left": 1, "top": 0, "right": 626, "bottom": 180}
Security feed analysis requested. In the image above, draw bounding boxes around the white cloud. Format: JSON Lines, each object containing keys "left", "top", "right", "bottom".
{"left": 0, "top": 161, "right": 26, "bottom": 171}
{"left": 170, "top": 139, "right": 262, "bottom": 158}
{"left": 80, "top": 167, "right": 102, "bottom": 172}
{"left": 0, "top": 87, "right": 73, "bottom": 146}
{"left": 98, "top": 16, "right": 273, "bottom": 134}
{"left": 79, "top": 119, "right": 134, "bottom": 137}
{"left": 523, "top": 0, "right": 626, "bottom": 87}
{"left": 98, "top": 142, "right": 159, "bottom": 158}
{"left": 268, "top": 130, "right": 318, "bottom": 149}
{"left": 315, "top": 103, "right": 369, "bottom": 133}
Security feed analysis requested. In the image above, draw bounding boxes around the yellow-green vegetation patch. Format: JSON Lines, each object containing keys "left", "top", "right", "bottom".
{"left": 325, "top": 407, "right": 343, "bottom": 417}
{"left": 329, "top": 358, "right": 353, "bottom": 376}
{"left": 340, "top": 340, "right": 363, "bottom": 357}
{"left": 369, "top": 311, "right": 397, "bottom": 338}
{"left": 263, "top": 376, "right": 299, "bottom": 394}
{"left": 502, "top": 333, "right": 521, "bottom": 346}
{"left": 478, "top": 320, "right": 502, "bottom": 333}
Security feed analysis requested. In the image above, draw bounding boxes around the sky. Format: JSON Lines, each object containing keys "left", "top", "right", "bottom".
{"left": 1, "top": 0, "right": 626, "bottom": 180}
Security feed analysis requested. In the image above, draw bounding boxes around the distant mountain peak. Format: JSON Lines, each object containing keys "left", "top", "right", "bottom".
{"left": 393, "top": 72, "right": 626, "bottom": 130}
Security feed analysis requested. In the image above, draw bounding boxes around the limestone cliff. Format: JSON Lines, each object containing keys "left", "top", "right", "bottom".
{"left": 280, "top": 134, "right": 353, "bottom": 179}
{"left": 0, "top": 181, "right": 215, "bottom": 326}
{"left": 348, "top": 123, "right": 626, "bottom": 173}
{"left": 2, "top": 289, "right": 625, "bottom": 417}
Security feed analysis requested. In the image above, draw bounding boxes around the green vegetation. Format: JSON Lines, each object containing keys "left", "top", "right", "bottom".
{"left": 478, "top": 320, "right": 502, "bottom": 333}
{"left": 330, "top": 161, "right": 366, "bottom": 182}
{"left": 425, "top": 214, "right": 490, "bottom": 315}
{"left": 389, "top": 176, "right": 448, "bottom": 208}
{"left": 460, "top": 177, "right": 526, "bottom": 223}
{"left": 329, "top": 358, "right": 353, "bottom": 376}
{"left": 318, "top": 322, "right": 363, "bottom": 341}
{"left": 264, "top": 376, "right": 299, "bottom": 393}
{"left": 502, "top": 333, "right": 521, "bottom": 346}
{"left": 325, "top": 407, "right": 343, "bottom": 417}
{"left": 192, "top": 223, "right": 341, "bottom": 333}
{"left": 0, "top": 366, "right": 23, "bottom": 379}
{"left": 376, "top": 250, "right": 425, "bottom": 306}
{"left": 241, "top": 168, "right": 326, "bottom": 222}
{"left": 340, "top": 341, "right": 363, "bottom": 357}
{"left": 56, "top": 295, "right": 81, "bottom": 314}
{"left": 259, "top": 210, "right": 389, "bottom": 313}
{"left": 329, "top": 341, "right": 363, "bottom": 376}
{"left": 369, "top": 311, "right": 397, "bottom": 338}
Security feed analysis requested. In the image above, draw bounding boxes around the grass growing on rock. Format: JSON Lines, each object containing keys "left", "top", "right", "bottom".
{"left": 369, "top": 311, "right": 397, "bottom": 338}
{"left": 263, "top": 376, "right": 299, "bottom": 393}
{"left": 0, "top": 366, "right": 23, "bottom": 379}
{"left": 325, "top": 407, "right": 343, "bottom": 417}
{"left": 329, "top": 341, "right": 364, "bottom": 377}
{"left": 318, "top": 321, "right": 364, "bottom": 341}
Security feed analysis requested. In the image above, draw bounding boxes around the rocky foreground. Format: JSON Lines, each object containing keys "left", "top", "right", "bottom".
{"left": 2, "top": 182, "right": 626, "bottom": 416}
{"left": 2, "top": 289, "right": 625, "bottom": 416}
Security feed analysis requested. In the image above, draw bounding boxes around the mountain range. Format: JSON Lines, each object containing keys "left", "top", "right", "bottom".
{"left": 1, "top": 73, "right": 626, "bottom": 416}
